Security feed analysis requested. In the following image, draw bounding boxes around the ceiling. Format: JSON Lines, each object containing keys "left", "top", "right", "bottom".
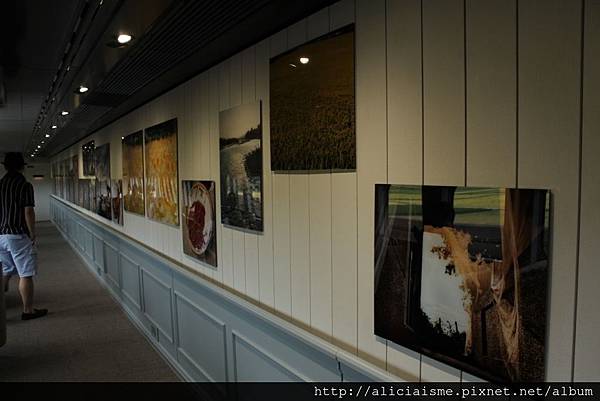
{"left": 0, "top": 0, "right": 80, "bottom": 154}
{"left": 2, "top": 0, "right": 338, "bottom": 159}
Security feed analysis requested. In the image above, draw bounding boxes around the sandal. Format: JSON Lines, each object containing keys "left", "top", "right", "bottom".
{"left": 21, "top": 308, "right": 48, "bottom": 320}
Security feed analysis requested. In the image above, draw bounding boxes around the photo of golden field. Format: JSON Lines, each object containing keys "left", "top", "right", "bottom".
{"left": 144, "top": 119, "right": 179, "bottom": 226}
{"left": 122, "top": 130, "right": 145, "bottom": 216}
{"left": 270, "top": 25, "right": 355, "bottom": 171}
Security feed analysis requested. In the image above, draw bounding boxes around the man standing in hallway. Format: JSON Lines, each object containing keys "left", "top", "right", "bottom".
{"left": 0, "top": 153, "right": 47, "bottom": 320}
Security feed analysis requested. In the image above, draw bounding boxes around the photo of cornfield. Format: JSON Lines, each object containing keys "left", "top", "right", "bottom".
{"left": 182, "top": 180, "right": 217, "bottom": 267}
{"left": 374, "top": 184, "right": 550, "bottom": 382}
{"left": 122, "top": 130, "right": 145, "bottom": 216}
{"left": 111, "top": 179, "right": 123, "bottom": 225}
{"left": 82, "top": 140, "right": 95, "bottom": 177}
{"left": 145, "top": 119, "right": 179, "bottom": 226}
{"left": 270, "top": 25, "right": 355, "bottom": 171}
{"left": 219, "top": 101, "right": 263, "bottom": 231}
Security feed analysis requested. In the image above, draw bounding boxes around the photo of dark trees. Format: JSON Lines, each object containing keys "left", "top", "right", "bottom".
{"left": 374, "top": 184, "right": 550, "bottom": 382}
{"left": 82, "top": 140, "right": 95, "bottom": 176}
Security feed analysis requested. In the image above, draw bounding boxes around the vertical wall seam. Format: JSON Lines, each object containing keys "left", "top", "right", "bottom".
{"left": 420, "top": 0, "right": 425, "bottom": 187}
{"left": 419, "top": 0, "right": 424, "bottom": 380}
{"left": 571, "top": 0, "right": 586, "bottom": 382}
{"left": 354, "top": 0, "right": 360, "bottom": 355}
{"left": 515, "top": 0, "right": 519, "bottom": 188}
{"left": 383, "top": 0, "right": 389, "bottom": 370}
{"left": 463, "top": 0, "right": 468, "bottom": 187}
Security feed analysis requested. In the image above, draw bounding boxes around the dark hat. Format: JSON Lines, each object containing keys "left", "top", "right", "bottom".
{"left": 2, "top": 152, "right": 27, "bottom": 169}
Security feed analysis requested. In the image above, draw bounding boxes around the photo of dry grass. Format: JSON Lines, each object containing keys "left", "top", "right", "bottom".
{"left": 144, "top": 119, "right": 179, "bottom": 226}
{"left": 374, "top": 184, "right": 550, "bottom": 382}
{"left": 122, "top": 130, "right": 145, "bottom": 216}
{"left": 270, "top": 25, "right": 355, "bottom": 171}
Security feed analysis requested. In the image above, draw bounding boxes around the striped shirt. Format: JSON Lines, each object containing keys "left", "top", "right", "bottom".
{"left": 0, "top": 172, "right": 35, "bottom": 235}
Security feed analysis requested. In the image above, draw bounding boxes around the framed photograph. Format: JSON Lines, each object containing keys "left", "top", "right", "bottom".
{"left": 219, "top": 101, "right": 263, "bottom": 231}
{"left": 82, "top": 140, "right": 95, "bottom": 177}
{"left": 144, "top": 119, "right": 179, "bottom": 226}
{"left": 94, "top": 143, "right": 111, "bottom": 220}
{"left": 181, "top": 180, "right": 217, "bottom": 267}
{"left": 122, "top": 130, "right": 145, "bottom": 216}
{"left": 374, "top": 184, "right": 550, "bottom": 382}
{"left": 111, "top": 179, "right": 123, "bottom": 225}
{"left": 270, "top": 24, "right": 355, "bottom": 171}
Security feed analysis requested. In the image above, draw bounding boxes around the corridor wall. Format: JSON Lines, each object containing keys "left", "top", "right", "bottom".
{"left": 51, "top": 0, "right": 600, "bottom": 382}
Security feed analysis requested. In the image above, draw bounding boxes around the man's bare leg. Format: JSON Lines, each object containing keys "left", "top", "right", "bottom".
{"left": 19, "top": 276, "right": 34, "bottom": 313}
{"left": 2, "top": 274, "right": 10, "bottom": 293}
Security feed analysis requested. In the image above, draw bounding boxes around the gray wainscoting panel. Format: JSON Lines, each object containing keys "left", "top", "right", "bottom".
{"left": 50, "top": 196, "right": 393, "bottom": 383}
{"left": 93, "top": 235, "right": 104, "bottom": 270}
{"left": 141, "top": 268, "right": 174, "bottom": 343}
{"left": 104, "top": 242, "right": 120, "bottom": 289}
{"left": 232, "top": 331, "right": 304, "bottom": 382}
{"left": 120, "top": 254, "right": 141, "bottom": 309}
{"left": 175, "top": 292, "right": 228, "bottom": 382}
{"left": 84, "top": 228, "right": 94, "bottom": 260}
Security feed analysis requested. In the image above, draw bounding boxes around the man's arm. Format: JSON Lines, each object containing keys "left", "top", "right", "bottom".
{"left": 25, "top": 206, "right": 36, "bottom": 243}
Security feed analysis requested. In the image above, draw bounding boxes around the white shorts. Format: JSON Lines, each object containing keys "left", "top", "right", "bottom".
{"left": 0, "top": 234, "right": 38, "bottom": 278}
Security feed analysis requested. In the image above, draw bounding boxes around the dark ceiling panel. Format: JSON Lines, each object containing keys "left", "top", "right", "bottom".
{"left": 42, "top": 0, "right": 338, "bottom": 156}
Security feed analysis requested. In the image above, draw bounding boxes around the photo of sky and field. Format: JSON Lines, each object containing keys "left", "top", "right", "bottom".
{"left": 270, "top": 25, "right": 355, "bottom": 171}
{"left": 374, "top": 184, "right": 550, "bottom": 382}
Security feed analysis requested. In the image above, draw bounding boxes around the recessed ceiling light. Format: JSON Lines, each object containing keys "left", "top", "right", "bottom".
{"left": 37, "top": 145, "right": 41, "bottom": 149}
{"left": 117, "top": 34, "right": 132, "bottom": 44}
{"left": 121, "top": 136, "right": 124, "bottom": 140}
{"left": 76, "top": 85, "right": 89, "bottom": 93}
{"left": 51, "top": 125, "right": 57, "bottom": 129}
{"left": 289, "top": 63, "right": 297, "bottom": 68}
{"left": 45, "top": 134, "right": 50, "bottom": 138}
{"left": 61, "top": 111, "right": 69, "bottom": 116}
{"left": 299, "top": 57, "right": 309, "bottom": 64}
{"left": 41, "top": 141, "right": 45, "bottom": 144}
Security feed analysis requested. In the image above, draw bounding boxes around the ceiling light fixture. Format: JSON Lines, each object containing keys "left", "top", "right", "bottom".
{"left": 61, "top": 111, "right": 69, "bottom": 116}
{"left": 117, "top": 34, "right": 132, "bottom": 44}
{"left": 299, "top": 57, "right": 309, "bottom": 64}
{"left": 76, "top": 85, "right": 89, "bottom": 93}
{"left": 45, "top": 134, "right": 50, "bottom": 138}
{"left": 51, "top": 125, "right": 57, "bottom": 129}
{"left": 37, "top": 145, "right": 41, "bottom": 149}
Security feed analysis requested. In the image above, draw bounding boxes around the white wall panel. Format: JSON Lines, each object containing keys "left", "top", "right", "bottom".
{"left": 309, "top": 174, "right": 332, "bottom": 338}
{"left": 466, "top": 0, "right": 517, "bottom": 187}
{"left": 256, "top": 39, "right": 275, "bottom": 307}
{"left": 331, "top": 172, "right": 357, "bottom": 354}
{"left": 218, "top": 61, "right": 234, "bottom": 288}
{"left": 355, "top": 0, "right": 387, "bottom": 369}
{"left": 272, "top": 174, "right": 291, "bottom": 316}
{"left": 289, "top": 174, "right": 310, "bottom": 325}
{"left": 518, "top": 0, "right": 582, "bottom": 381}
{"left": 574, "top": 0, "right": 599, "bottom": 382}
{"left": 209, "top": 67, "right": 224, "bottom": 284}
{"left": 422, "top": 0, "right": 466, "bottom": 187}
{"left": 386, "top": 0, "right": 422, "bottom": 186}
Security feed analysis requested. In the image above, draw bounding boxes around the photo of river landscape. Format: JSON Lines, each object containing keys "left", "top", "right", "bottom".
{"left": 219, "top": 101, "right": 263, "bottom": 231}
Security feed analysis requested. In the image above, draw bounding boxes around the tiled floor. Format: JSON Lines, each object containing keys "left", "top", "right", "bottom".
{"left": 0, "top": 222, "right": 179, "bottom": 382}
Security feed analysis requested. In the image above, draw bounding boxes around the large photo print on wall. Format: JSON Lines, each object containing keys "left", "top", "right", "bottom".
{"left": 374, "top": 184, "right": 550, "bottom": 382}
{"left": 270, "top": 25, "right": 355, "bottom": 171}
{"left": 122, "top": 130, "right": 145, "bottom": 216}
{"left": 219, "top": 101, "right": 263, "bottom": 231}
{"left": 82, "top": 140, "right": 95, "bottom": 177}
{"left": 94, "top": 143, "right": 111, "bottom": 220}
{"left": 182, "top": 180, "right": 217, "bottom": 267}
{"left": 145, "top": 119, "right": 179, "bottom": 226}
